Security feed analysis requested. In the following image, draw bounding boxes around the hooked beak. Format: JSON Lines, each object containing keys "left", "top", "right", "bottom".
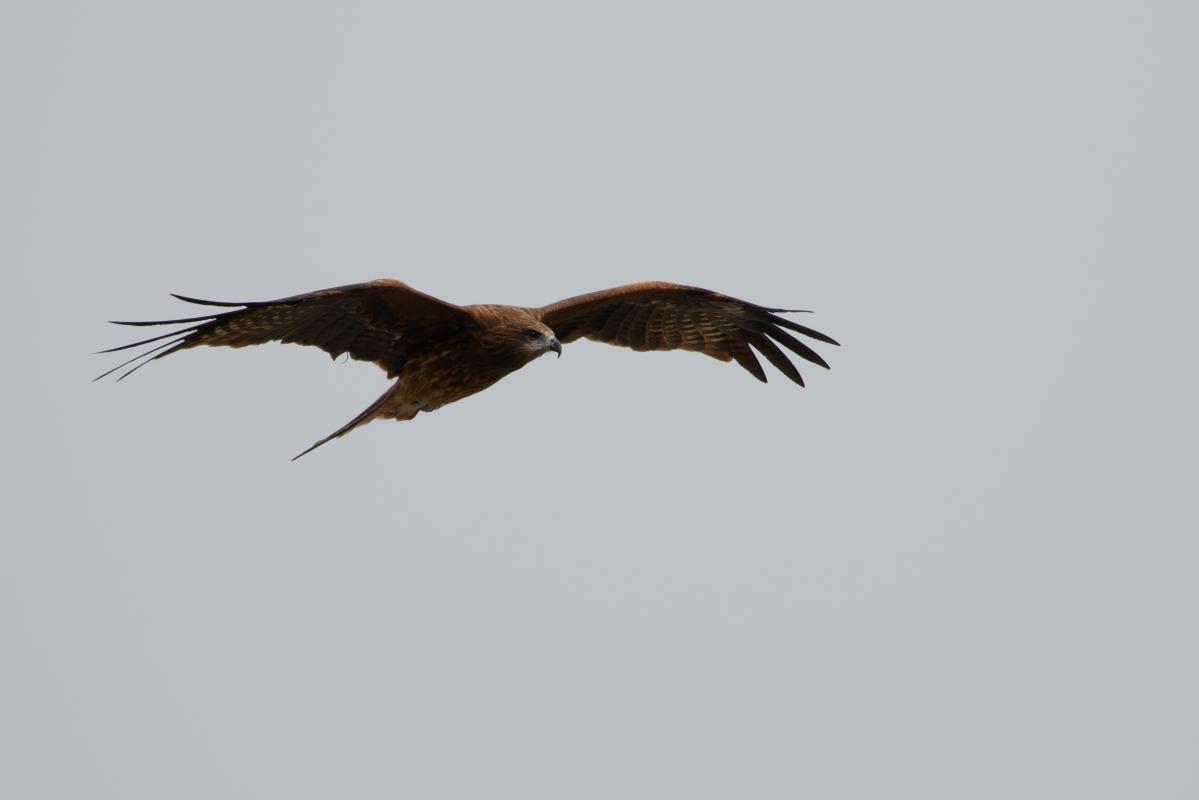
{"left": 549, "top": 338, "right": 562, "bottom": 358}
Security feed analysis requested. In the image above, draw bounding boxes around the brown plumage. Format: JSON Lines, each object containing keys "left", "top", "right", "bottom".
{"left": 99, "top": 279, "right": 839, "bottom": 458}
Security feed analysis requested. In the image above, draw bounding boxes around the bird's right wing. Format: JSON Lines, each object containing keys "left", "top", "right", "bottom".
{"left": 537, "top": 281, "right": 838, "bottom": 386}
{"left": 97, "top": 279, "right": 476, "bottom": 381}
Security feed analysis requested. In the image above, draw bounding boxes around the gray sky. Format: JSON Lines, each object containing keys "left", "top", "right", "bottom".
{"left": 4, "top": 1, "right": 1197, "bottom": 797}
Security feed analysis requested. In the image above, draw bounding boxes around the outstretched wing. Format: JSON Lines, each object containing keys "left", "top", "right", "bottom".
{"left": 97, "top": 279, "right": 475, "bottom": 381}
{"left": 537, "top": 281, "right": 839, "bottom": 385}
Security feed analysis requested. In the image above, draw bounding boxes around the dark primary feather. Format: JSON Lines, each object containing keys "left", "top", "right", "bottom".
{"left": 96, "top": 279, "right": 475, "bottom": 382}
{"left": 537, "top": 281, "right": 839, "bottom": 386}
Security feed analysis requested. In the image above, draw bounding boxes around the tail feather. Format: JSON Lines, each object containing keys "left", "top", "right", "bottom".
{"left": 291, "top": 384, "right": 401, "bottom": 461}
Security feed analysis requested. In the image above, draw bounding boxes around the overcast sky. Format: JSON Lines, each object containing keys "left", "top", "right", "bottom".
{"left": 4, "top": 1, "right": 1197, "bottom": 798}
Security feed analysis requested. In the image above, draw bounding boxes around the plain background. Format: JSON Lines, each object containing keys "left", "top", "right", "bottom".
{"left": 3, "top": 1, "right": 1197, "bottom": 797}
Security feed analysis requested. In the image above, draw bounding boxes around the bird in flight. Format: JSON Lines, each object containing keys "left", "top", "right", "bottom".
{"left": 98, "top": 280, "right": 838, "bottom": 459}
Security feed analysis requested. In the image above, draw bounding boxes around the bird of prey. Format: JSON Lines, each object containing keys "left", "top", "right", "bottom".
{"left": 98, "top": 280, "right": 838, "bottom": 459}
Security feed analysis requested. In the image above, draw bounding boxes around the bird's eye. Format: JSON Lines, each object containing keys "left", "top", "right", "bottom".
{"left": 524, "top": 330, "right": 541, "bottom": 339}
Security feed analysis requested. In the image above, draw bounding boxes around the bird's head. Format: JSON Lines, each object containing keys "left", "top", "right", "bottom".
{"left": 514, "top": 320, "right": 562, "bottom": 360}
{"left": 473, "top": 306, "right": 562, "bottom": 362}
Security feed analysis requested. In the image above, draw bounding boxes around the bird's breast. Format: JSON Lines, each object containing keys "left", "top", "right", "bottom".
{"left": 398, "top": 341, "right": 525, "bottom": 408}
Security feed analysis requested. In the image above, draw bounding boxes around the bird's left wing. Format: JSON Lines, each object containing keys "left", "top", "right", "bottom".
{"left": 97, "top": 279, "right": 475, "bottom": 381}
{"left": 536, "top": 281, "right": 838, "bottom": 385}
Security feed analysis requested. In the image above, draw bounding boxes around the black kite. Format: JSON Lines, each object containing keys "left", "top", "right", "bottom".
{"left": 98, "top": 280, "right": 839, "bottom": 458}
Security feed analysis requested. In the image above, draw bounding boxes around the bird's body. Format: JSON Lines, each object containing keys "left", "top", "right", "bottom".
{"left": 389, "top": 306, "right": 544, "bottom": 413}
{"left": 99, "top": 280, "right": 838, "bottom": 458}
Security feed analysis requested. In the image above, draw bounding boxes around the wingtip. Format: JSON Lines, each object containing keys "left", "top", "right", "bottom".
{"left": 806, "top": 350, "right": 832, "bottom": 369}
{"left": 170, "top": 293, "right": 246, "bottom": 308}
